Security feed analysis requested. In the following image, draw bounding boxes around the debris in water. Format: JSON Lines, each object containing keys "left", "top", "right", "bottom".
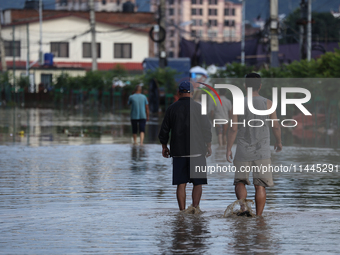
{"left": 182, "top": 204, "right": 202, "bottom": 215}
{"left": 223, "top": 199, "right": 255, "bottom": 218}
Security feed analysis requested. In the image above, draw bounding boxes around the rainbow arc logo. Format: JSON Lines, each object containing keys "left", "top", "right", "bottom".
{"left": 198, "top": 82, "right": 223, "bottom": 106}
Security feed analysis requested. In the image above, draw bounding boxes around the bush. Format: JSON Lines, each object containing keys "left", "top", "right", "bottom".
{"left": 142, "top": 67, "right": 178, "bottom": 94}
{"left": 17, "top": 76, "right": 30, "bottom": 89}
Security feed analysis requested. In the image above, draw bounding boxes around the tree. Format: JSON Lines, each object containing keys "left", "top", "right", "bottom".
{"left": 283, "top": 9, "right": 340, "bottom": 44}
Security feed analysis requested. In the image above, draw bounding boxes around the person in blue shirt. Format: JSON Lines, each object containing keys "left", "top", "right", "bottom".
{"left": 128, "top": 85, "right": 149, "bottom": 145}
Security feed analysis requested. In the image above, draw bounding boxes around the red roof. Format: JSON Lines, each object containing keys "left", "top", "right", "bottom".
{"left": 4, "top": 9, "right": 156, "bottom": 32}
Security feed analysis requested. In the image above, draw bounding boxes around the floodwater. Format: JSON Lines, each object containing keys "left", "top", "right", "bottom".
{"left": 1, "top": 108, "right": 340, "bottom": 254}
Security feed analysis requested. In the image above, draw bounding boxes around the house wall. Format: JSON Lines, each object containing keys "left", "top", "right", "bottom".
{"left": 2, "top": 16, "right": 150, "bottom": 67}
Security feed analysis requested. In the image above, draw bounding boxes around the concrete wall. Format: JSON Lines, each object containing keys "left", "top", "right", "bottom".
{"left": 2, "top": 16, "right": 150, "bottom": 65}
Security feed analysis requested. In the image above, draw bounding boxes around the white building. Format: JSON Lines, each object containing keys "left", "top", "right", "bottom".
{"left": 55, "top": 0, "right": 136, "bottom": 12}
{"left": 1, "top": 9, "right": 155, "bottom": 88}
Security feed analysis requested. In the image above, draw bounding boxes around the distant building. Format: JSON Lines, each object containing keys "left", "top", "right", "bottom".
{"left": 1, "top": 9, "right": 156, "bottom": 88}
{"left": 55, "top": 0, "right": 136, "bottom": 12}
{"left": 150, "top": 0, "right": 243, "bottom": 58}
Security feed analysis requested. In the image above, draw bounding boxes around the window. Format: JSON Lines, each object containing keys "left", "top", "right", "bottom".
{"left": 232, "top": 8, "right": 235, "bottom": 16}
{"left": 82, "top": 42, "right": 101, "bottom": 58}
{"left": 41, "top": 74, "right": 52, "bottom": 88}
{"left": 102, "top": 0, "right": 106, "bottom": 5}
{"left": 223, "top": 29, "right": 234, "bottom": 37}
{"left": 170, "top": 40, "right": 175, "bottom": 47}
{"left": 168, "top": 0, "right": 174, "bottom": 4}
{"left": 208, "top": 30, "right": 217, "bottom": 37}
{"left": 169, "top": 30, "right": 175, "bottom": 37}
{"left": 208, "top": 0, "right": 217, "bottom": 4}
{"left": 208, "top": 19, "right": 218, "bottom": 26}
{"left": 197, "top": 30, "right": 203, "bottom": 37}
{"left": 114, "top": 43, "right": 132, "bottom": 58}
{"left": 191, "top": 30, "right": 196, "bottom": 37}
{"left": 192, "top": 19, "right": 203, "bottom": 26}
{"left": 60, "top": 0, "right": 67, "bottom": 6}
{"left": 4, "top": 41, "right": 20, "bottom": 57}
{"left": 208, "top": 9, "right": 217, "bottom": 15}
{"left": 224, "top": 8, "right": 229, "bottom": 16}
{"left": 224, "top": 20, "right": 235, "bottom": 27}
{"left": 51, "top": 42, "right": 69, "bottom": 58}
{"left": 169, "top": 8, "right": 174, "bottom": 15}
{"left": 168, "top": 51, "right": 174, "bottom": 58}
{"left": 224, "top": 29, "right": 236, "bottom": 38}
{"left": 198, "top": 8, "right": 203, "bottom": 15}
{"left": 192, "top": 0, "right": 203, "bottom": 5}
{"left": 191, "top": 8, "right": 196, "bottom": 15}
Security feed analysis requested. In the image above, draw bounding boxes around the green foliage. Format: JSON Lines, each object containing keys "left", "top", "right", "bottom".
{"left": 122, "top": 77, "right": 143, "bottom": 96}
{"left": 283, "top": 9, "right": 340, "bottom": 44}
{"left": 17, "top": 76, "right": 30, "bottom": 89}
{"left": 53, "top": 65, "right": 130, "bottom": 91}
{"left": 0, "top": 72, "right": 10, "bottom": 85}
{"left": 142, "top": 67, "right": 179, "bottom": 94}
{"left": 82, "top": 71, "right": 105, "bottom": 90}
{"left": 212, "top": 63, "right": 254, "bottom": 78}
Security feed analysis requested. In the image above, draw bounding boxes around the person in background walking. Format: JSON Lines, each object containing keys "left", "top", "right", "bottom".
{"left": 210, "top": 89, "right": 232, "bottom": 147}
{"left": 128, "top": 85, "right": 149, "bottom": 145}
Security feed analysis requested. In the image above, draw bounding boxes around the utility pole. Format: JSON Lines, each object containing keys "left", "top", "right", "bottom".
{"left": 39, "top": 0, "right": 43, "bottom": 65}
{"left": 12, "top": 25, "right": 16, "bottom": 88}
{"left": 307, "top": 0, "right": 312, "bottom": 61}
{"left": 299, "top": 0, "right": 307, "bottom": 60}
{"left": 241, "top": 0, "right": 245, "bottom": 65}
{"left": 270, "top": 0, "right": 279, "bottom": 67}
{"left": 159, "top": 0, "right": 167, "bottom": 68}
{"left": 26, "top": 23, "right": 30, "bottom": 76}
{"left": 89, "top": 0, "right": 97, "bottom": 71}
{"left": 0, "top": 21, "right": 7, "bottom": 72}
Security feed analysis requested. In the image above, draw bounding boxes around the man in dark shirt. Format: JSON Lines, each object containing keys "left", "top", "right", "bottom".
{"left": 159, "top": 81, "right": 212, "bottom": 213}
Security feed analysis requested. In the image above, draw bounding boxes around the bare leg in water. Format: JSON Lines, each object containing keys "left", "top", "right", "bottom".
{"left": 177, "top": 183, "right": 186, "bottom": 210}
{"left": 177, "top": 184, "right": 203, "bottom": 210}
{"left": 192, "top": 185, "right": 202, "bottom": 208}
{"left": 235, "top": 183, "right": 266, "bottom": 216}
{"left": 254, "top": 185, "right": 266, "bottom": 216}
{"left": 132, "top": 134, "right": 137, "bottom": 144}
{"left": 140, "top": 132, "right": 145, "bottom": 145}
{"left": 235, "top": 183, "right": 247, "bottom": 212}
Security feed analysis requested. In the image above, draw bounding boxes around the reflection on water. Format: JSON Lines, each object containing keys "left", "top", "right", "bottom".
{"left": 0, "top": 108, "right": 339, "bottom": 148}
{"left": 1, "top": 144, "right": 340, "bottom": 254}
{"left": 0, "top": 108, "right": 162, "bottom": 146}
{"left": 168, "top": 214, "right": 210, "bottom": 254}
{"left": 228, "top": 216, "right": 277, "bottom": 254}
